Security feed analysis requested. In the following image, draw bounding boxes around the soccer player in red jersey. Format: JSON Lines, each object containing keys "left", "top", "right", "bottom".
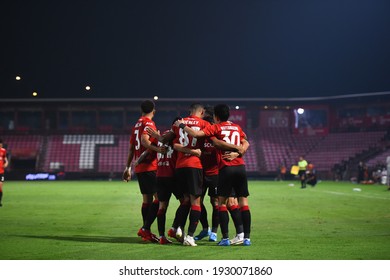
{"left": 153, "top": 130, "right": 177, "bottom": 245}
{"left": 146, "top": 122, "right": 203, "bottom": 244}
{"left": 194, "top": 107, "right": 219, "bottom": 242}
{"left": 0, "top": 139, "right": 9, "bottom": 207}
{"left": 122, "top": 100, "right": 166, "bottom": 242}
{"left": 175, "top": 104, "right": 251, "bottom": 246}
{"left": 148, "top": 125, "right": 202, "bottom": 244}
{"left": 147, "top": 107, "right": 242, "bottom": 246}
{"left": 171, "top": 103, "right": 210, "bottom": 246}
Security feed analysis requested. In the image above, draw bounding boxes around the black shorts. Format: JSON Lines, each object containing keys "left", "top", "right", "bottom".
{"left": 203, "top": 175, "right": 218, "bottom": 197}
{"left": 136, "top": 171, "right": 157, "bottom": 195}
{"left": 0, "top": 174, "right": 4, "bottom": 182}
{"left": 218, "top": 165, "right": 249, "bottom": 198}
{"left": 230, "top": 188, "right": 237, "bottom": 198}
{"left": 157, "top": 176, "right": 182, "bottom": 202}
{"left": 175, "top": 168, "right": 203, "bottom": 197}
{"left": 299, "top": 170, "right": 306, "bottom": 179}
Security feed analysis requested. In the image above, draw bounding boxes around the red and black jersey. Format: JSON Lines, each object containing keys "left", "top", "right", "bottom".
{"left": 172, "top": 115, "right": 210, "bottom": 169}
{"left": 201, "top": 138, "right": 219, "bottom": 176}
{"left": 129, "top": 116, "right": 158, "bottom": 173}
{"left": 156, "top": 131, "right": 177, "bottom": 178}
{"left": 0, "top": 148, "right": 7, "bottom": 174}
{"left": 202, "top": 121, "right": 247, "bottom": 169}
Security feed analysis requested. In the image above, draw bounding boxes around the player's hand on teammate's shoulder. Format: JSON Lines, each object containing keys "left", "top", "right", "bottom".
{"left": 146, "top": 127, "right": 159, "bottom": 138}
{"left": 173, "top": 118, "right": 184, "bottom": 127}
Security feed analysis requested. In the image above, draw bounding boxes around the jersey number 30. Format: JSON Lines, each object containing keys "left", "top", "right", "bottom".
{"left": 221, "top": 130, "right": 240, "bottom": 145}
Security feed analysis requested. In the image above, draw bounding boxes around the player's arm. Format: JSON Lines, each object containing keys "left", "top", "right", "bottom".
{"left": 239, "top": 138, "right": 250, "bottom": 156}
{"left": 123, "top": 144, "right": 135, "bottom": 182}
{"left": 222, "top": 152, "right": 240, "bottom": 161}
{"left": 220, "top": 138, "right": 249, "bottom": 161}
{"left": 141, "top": 133, "right": 166, "bottom": 154}
{"left": 3, "top": 155, "right": 8, "bottom": 168}
{"left": 173, "top": 143, "right": 202, "bottom": 158}
{"left": 211, "top": 137, "right": 245, "bottom": 155}
{"left": 146, "top": 127, "right": 175, "bottom": 144}
{"left": 174, "top": 119, "right": 206, "bottom": 138}
{"left": 135, "top": 150, "right": 149, "bottom": 166}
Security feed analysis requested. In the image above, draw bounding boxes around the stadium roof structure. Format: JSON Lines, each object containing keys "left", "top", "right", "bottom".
{"left": 1, "top": 91, "right": 390, "bottom": 104}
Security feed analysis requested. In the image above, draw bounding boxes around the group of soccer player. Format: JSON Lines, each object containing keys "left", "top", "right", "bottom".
{"left": 123, "top": 100, "right": 252, "bottom": 246}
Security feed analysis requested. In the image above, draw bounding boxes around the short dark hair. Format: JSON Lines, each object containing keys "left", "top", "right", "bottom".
{"left": 189, "top": 103, "right": 204, "bottom": 114}
{"left": 203, "top": 106, "right": 214, "bottom": 123}
{"left": 204, "top": 106, "right": 214, "bottom": 117}
{"left": 214, "top": 104, "right": 230, "bottom": 122}
{"left": 0, "top": 139, "right": 3, "bottom": 144}
{"left": 141, "top": 100, "right": 155, "bottom": 114}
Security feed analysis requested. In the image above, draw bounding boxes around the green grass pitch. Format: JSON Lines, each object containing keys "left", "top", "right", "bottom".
{"left": 0, "top": 180, "right": 389, "bottom": 260}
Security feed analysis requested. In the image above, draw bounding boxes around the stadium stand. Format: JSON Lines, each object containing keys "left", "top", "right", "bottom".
{"left": 1, "top": 98, "right": 389, "bottom": 180}
{"left": 98, "top": 135, "right": 128, "bottom": 173}
{"left": 2, "top": 135, "right": 42, "bottom": 151}
{"left": 35, "top": 133, "right": 261, "bottom": 174}
{"left": 365, "top": 148, "right": 390, "bottom": 168}
{"left": 1, "top": 135, "right": 43, "bottom": 171}
{"left": 43, "top": 135, "right": 81, "bottom": 172}
{"left": 258, "top": 129, "right": 386, "bottom": 174}
{"left": 304, "top": 131, "right": 386, "bottom": 172}
{"left": 43, "top": 135, "right": 116, "bottom": 172}
{"left": 1, "top": 129, "right": 386, "bottom": 179}
{"left": 242, "top": 136, "right": 259, "bottom": 172}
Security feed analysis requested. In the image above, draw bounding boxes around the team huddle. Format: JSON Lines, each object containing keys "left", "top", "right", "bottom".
{"left": 123, "top": 100, "right": 252, "bottom": 246}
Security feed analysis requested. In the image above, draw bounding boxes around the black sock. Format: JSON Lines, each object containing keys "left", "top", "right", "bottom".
{"left": 211, "top": 205, "right": 219, "bottom": 233}
{"left": 157, "top": 208, "right": 166, "bottom": 236}
{"left": 218, "top": 205, "right": 229, "bottom": 239}
{"left": 173, "top": 201, "right": 190, "bottom": 229}
{"left": 141, "top": 203, "right": 150, "bottom": 225}
{"left": 199, "top": 203, "right": 209, "bottom": 229}
{"left": 143, "top": 200, "right": 159, "bottom": 230}
{"left": 188, "top": 205, "right": 201, "bottom": 236}
{"left": 228, "top": 205, "right": 244, "bottom": 234}
{"left": 240, "top": 206, "right": 251, "bottom": 239}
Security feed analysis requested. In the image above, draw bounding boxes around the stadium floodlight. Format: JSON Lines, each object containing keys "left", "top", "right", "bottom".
{"left": 297, "top": 108, "right": 305, "bottom": 114}
{"left": 15, "top": 76, "right": 21, "bottom": 81}
{"left": 153, "top": 95, "right": 159, "bottom": 100}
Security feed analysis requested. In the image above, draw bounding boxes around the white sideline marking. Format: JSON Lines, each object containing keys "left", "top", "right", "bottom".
{"left": 320, "top": 190, "right": 390, "bottom": 200}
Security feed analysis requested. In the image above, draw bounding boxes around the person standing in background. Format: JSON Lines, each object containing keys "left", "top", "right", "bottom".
{"left": 0, "top": 139, "right": 9, "bottom": 207}
{"left": 357, "top": 161, "right": 365, "bottom": 183}
{"left": 387, "top": 156, "right": 390, "bottom": 190}
{"left": 298, "top": 156, "right": 308, "bottom": 188}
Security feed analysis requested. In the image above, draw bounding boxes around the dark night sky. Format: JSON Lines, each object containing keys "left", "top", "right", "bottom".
{"left": 1, "top": 0, "right": 390, "bottom": 99}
